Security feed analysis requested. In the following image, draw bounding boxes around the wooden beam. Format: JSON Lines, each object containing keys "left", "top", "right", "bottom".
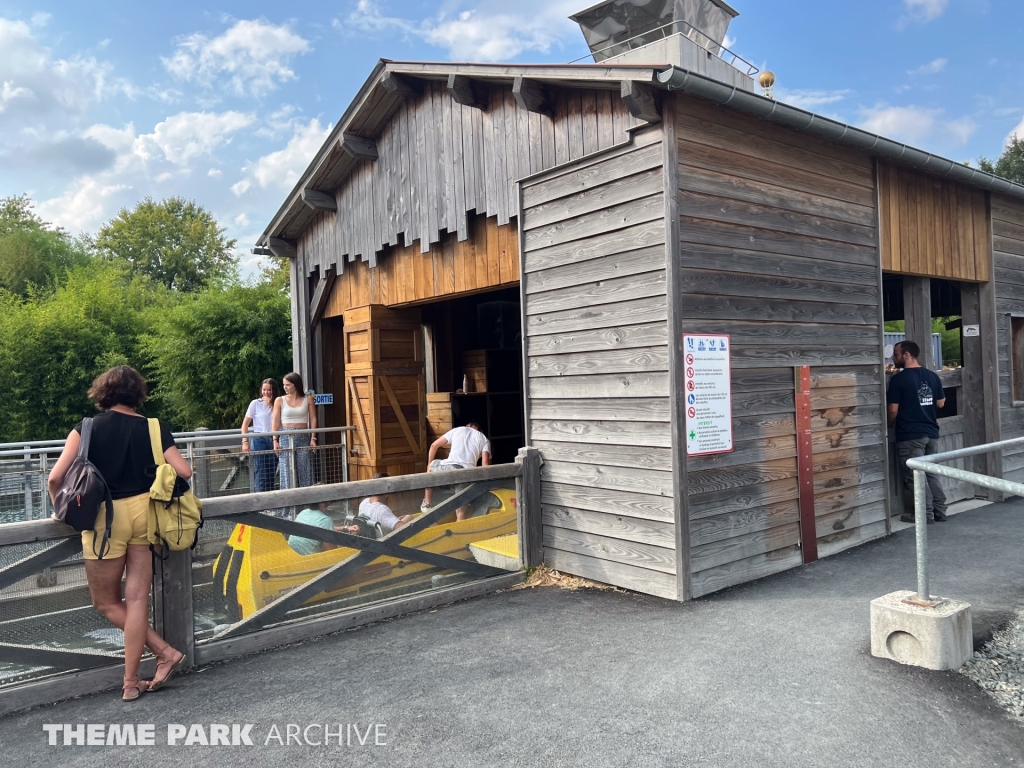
{"left": 309, "top": 266, "right": 337, "bottom": 326}
{"left": 0, "top": 537, "right": 80, "bottom": 591}
{"left": 341, "top": 132, "right": 379, "bottom": 161}
{"left": 621, "top": 80, "right": 661, "bottom": 123}
{"left": 447, "top": 74, "right": 484, "bottom": 109}
{"left": 379, "top": 374, "right": 422, "bottom": 454}
{"left": 268, "top": 237, "right": 296, "bottom": 259}
{"left": 515, "top": 447, "right": 543, "bottom": 569}
{"left": 381, "top": 71, "right": 422, "bottom": 98}
{"left": 902, "top": 276, "right": 932, "bottom": 369}
{"left": 513, "top": 76, "right": 549, "bottom": 115}
{"left": 0, "top": 642, "right": 123, "bottom": 670}
{"left": 301, "top": 188, "right": 338, "bottom": 212}
{"left": 152, "top": 549, "right": 194, "bottom": 670}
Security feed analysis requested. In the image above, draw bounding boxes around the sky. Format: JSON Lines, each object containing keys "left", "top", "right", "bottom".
{"left": 1, "top": 0, "right": 1022, "bottom": 276}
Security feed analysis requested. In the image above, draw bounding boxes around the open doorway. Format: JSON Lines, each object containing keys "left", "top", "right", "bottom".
{"left": 421, "top": 287, "right": 524, "bottom": 465}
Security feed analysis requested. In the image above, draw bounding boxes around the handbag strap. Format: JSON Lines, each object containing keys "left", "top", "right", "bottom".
{"left": 148, "top": 419, "right": 166, "bottom": 466}
{"left": 78, "top": 417, "right": 93, "bottom": 459}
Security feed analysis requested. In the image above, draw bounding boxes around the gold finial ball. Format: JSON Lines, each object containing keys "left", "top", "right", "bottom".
{"left": 758, "top": 71, "right": 776, "bottom": 89}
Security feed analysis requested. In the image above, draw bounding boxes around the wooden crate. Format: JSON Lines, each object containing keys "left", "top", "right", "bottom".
{"left": 343, "top": 305, "right": 428, "bottom": 477}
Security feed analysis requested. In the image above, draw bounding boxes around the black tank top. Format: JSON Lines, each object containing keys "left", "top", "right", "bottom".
{"left": 74, "top": 411, "right": 176, "bottom": 499}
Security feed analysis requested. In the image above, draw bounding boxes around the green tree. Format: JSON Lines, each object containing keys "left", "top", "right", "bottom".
{"left": 95, "top": 197, "right": 238, "bottom": 292}
{"left": 979, "top": 136, "right": 1024, "bottom": 185}
{"left": 0, "top": 262, "right": 171, "bottom": 441}
{"left": 0, "top": 195, "right": 91, "bottom": 296}
{"left": 142, "top": 279, "right": 292, "bottom": 429}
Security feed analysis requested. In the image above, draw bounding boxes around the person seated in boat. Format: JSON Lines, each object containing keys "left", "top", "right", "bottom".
{"left": 358, "top": 472, "right": 413, "bottom": 535}
{"left": 287, "top": 499, "right": 346, "bottom": 555}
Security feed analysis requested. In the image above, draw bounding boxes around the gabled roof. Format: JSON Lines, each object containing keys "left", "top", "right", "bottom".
{"left": 259, "top": 58, "right": 1024, "bottom": 251}
{"left": 257, "top": 60, "right": 662, "bottom": 247}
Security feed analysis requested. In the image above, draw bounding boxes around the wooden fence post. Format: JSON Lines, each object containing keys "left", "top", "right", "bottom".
{"left": 515, "top": 447, "right": 543, "bottom": 568}
{"left": 152, "top": 548, "right": 195, "bottom": 668}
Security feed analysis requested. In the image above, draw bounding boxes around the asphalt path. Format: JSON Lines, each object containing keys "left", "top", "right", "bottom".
{"left": 3, "top": 498, "right": 1024, "bottom": 767}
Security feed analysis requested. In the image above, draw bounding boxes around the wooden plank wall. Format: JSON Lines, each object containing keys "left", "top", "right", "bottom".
{"left": 672, "top": 95, "right": 886, "bottom": 598}
{"left": 992, "top": 195, "right": 1024, "bottom": 483}
{"left": 520, "top": 128, "right": 678, "bottom": 600}
{"left": 298, "top": 82, "right": 641, "bottom": 280}
{"left": 320, "top": 213, "right": 519, "bottom": 316}
{"left": 878, "top": 162, "right": 991, "bottom": 281}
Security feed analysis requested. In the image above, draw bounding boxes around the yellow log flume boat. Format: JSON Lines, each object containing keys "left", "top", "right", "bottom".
{"left": 211, "top": 488, "right": 517, "bottom": 622}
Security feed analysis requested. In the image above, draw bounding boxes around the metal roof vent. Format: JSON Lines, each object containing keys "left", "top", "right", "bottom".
{"left": 570, "top": 0, "right": 740, "bottom": 62}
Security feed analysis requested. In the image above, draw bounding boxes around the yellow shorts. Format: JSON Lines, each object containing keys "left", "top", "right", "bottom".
{"left": 82, "top": 493, "right": 150, "bottom": 560}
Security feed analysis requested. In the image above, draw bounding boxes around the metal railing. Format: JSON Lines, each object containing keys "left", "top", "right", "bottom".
{"left": 569, "top": 19, "right": 758, "bottom": 76}
{"left": 906, "top": 437, "right": 1024, "bottom": 603}
{"left": 0, "top": 426, "right": 354, "bottom": 524}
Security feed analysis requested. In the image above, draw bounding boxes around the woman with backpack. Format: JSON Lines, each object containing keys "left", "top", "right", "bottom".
{"left": 47, "top": 366, "right": 193, "bottom": 702}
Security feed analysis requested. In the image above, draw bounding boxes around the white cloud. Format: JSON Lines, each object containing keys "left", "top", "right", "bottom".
{"left": 947, "top": 116, "right": 977, "bottom": 144}
{"left": 342, "top": 0, "right": 581, "bottom": 62}
{"left": 36, "top": 177, "right": 128, "bottom": 231}
{"left": 234, "top": 213, "right": 250, "bottom": 227}
{"left": 777, "top": 89, "right": 851, "bottom": 111}
{"left": 0, "top": 18, "right": 125, "bottom": 128}
{"left": 29, "top": 12, "right": 51, "bottom": 28}
{"left": 859, "top": 105, "right": 976, "bottom": 147}
{"left": 163, "top": 19, "right": 310, "bottom": 97}
{"left": 208, "top": 168, "right": 223, "bottom": 178}
{"left": 134, "top": 110, "right": 254, "bottom": 165}
{"left": 908, "top": 58, "right": 947, "bottom": 76}
{"left": 248, "top": 117, "right": 330, "bottom": 190}
{"left": 231, "top": 179, "right": 251, "bottom": 196}
{"left": 860, "top": 105, "right": 939, "bottom": 143}
{"left": 1008, "top": 116, "right": 1024, "bottom": 144}
{"left": 900, "top": 0, "right": 948, "bottom": 25}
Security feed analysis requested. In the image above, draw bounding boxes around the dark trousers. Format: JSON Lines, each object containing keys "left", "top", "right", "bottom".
{"left": 896, "top": 437, "right": 947, "bottom": 520}
{"left": 249, "top": 435, "right": 278, "bottom": 494}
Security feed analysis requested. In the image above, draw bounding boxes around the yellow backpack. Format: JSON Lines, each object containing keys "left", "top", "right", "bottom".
{"left": 147, "top": 419, "right": 203, "bottom": 552}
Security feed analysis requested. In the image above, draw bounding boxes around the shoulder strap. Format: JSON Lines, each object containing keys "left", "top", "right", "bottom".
{"left": 148, "top": 419, "right": 166, "bottom": 465}
{"left": 78, "top": 417, "right": 93, "bottom": 459}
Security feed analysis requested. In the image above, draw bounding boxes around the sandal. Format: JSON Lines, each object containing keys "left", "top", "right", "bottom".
{"left": 149, "top": 646, "right": 185, "bottom": 692}
{"left": 122, "top": 676, "right": 148, "bottom": 702}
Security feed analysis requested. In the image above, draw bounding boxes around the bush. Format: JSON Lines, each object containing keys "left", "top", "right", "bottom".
{"left": 143, "top": 280, "right": 292, "bottom": 430}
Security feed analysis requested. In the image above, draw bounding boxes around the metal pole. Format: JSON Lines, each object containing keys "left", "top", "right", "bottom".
{"left": 342, "top": 430, "right": 349, "bottom": 484}
{"left": 914, "top": 469, "right": 929, "bottom": 601}
{"left": 23, "top": 446, "right": 33, "bottom": 521}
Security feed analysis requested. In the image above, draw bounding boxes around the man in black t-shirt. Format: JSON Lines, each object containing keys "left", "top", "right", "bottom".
{"left": 887, "top": 340, "right": 947, "bottom": 524}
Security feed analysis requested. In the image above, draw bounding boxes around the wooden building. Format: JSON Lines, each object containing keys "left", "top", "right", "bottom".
{"left": 258, "top": 0, "right": 1024, "bottom": 600}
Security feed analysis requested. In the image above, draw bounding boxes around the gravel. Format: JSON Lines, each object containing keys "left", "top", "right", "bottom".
{"left": 960, "top": 610, "right": 1024, "bottom": 721}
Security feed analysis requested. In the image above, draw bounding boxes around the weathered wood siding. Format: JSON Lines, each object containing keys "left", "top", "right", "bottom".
{"left": 673, "top": 95, "right": 886, "bottom": 597}
{"left": 521, "top": 127, "right": 677, "bottom": 599}
{"left": 992, "top": 195, "right": 1024, "bottom": 484}
{"left": 318, "top": 213, "right": 519, "bottom": 316}
{"left": 298, "top": 81, "right": 642, "bottom": 279}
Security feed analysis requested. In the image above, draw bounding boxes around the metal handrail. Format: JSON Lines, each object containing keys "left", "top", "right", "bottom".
{"left": 568, "top": 18, "right": 758, "bottom": 76}
{"left": 0, "top": 426, "right": 355, "bottom": 458}
{"left": 905, "top": 436, "right": 1024, "bottom": 603}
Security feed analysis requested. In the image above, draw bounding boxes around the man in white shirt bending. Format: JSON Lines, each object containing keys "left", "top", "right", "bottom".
{"left": 421, "top": 422, "right": 491, "bottom": 519}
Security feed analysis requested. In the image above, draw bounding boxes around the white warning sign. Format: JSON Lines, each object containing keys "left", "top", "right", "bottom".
{"left": 683, "top": 334, "right": 733, "bottom": 457}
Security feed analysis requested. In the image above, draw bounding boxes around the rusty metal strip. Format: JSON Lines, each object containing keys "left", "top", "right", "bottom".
{"left": 795, "top": 365, "right": 818, "bottom": 564}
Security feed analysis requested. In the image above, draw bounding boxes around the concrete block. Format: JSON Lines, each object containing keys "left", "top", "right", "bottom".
{"left": 870, "top": 590, "right": 972, "bottom": 671}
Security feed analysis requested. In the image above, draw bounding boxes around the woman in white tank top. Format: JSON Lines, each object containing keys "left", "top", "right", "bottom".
{"left": 272, "top": 372, "right": 318, "bottom": 511}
